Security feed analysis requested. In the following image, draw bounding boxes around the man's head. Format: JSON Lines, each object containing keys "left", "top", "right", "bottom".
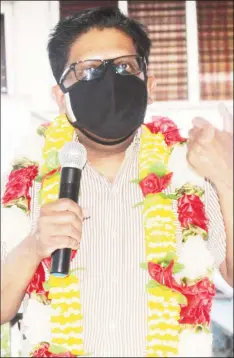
{"left": 48, "top": 7, "right": 156, "bottom": 146}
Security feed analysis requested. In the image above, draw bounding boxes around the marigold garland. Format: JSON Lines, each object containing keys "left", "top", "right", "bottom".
{"left": 32, "top": 115, "right": 84, "bottom": 356}
{"left": 137, "top": 120, "right": 215, "bottom": 357}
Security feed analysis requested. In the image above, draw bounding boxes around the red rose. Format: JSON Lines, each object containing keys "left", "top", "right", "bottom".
{"left": 31, "top": 343, "right": 76, "bottom": 357}
{"left": 148, "top": 261, "right": 215, "bottom": 325}
{"left": 179, "top": 278, "right": 216, "bottom": 325}
{"left": 43, "top": 250, "right": 77, "bottom": 270}
{"left": 177, "top": 194, "right": 209, "bottom": 232}
{"left": 31, "top": 343, "right": 50, "bottom": 357}
{"left": 26, "top": 263, "right": 49, "bottom": 299}
{"left": 2, "top": 165, "right": 38, "bottom": 212}
{"left": 144, "top": 116, "right": 186, "bottom": 146}
{"left": 148, "top": 261, "right": 181, "bottom": 290}
{"left": 139, "top": 172, "right": 173, "bottom": 196}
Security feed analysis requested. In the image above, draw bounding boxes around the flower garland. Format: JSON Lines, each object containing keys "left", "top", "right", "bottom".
{"left": 33, "top": 115, "right": 84, "bottom": 357}
{"left": 136, "top": 118, "right": 215, "bottom": 357}
{"left": 2, "top": 115, "right": 216, "bottom": 357}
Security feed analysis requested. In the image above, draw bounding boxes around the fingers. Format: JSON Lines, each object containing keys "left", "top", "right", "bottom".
{"left": 192, "top": 117, "right": 210, "bottom": 129}
{"left": 35, "top": 198, "right": 90, "bottom": 259}
{"left": 40, "top": 211, "right": 82, "bottom": 234}
{"left": 51, "top": 236, "right": 80, "bottom": 250}
{"left": 218, "top": 102, "right": 233, "bottom": 134}
{"left": 41, "top": 221, "right": 81, "bottom": 241}
{"left": 199, "top": 125, "right": 215, "bottom": 145}
{"left": 188, "top": 118, "right": 215, "bottom": 146}
{"left": 40, "top": 198, "right": 86, "bottom": 221}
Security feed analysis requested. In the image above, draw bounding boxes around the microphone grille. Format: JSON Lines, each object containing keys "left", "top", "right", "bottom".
{"left": 59, "top": 142, "right": 87, "bottom": 169}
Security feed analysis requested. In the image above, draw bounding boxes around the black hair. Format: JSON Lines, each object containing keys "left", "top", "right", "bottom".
{"left": 47, "top": 6, "right": 151, "bottom": 83}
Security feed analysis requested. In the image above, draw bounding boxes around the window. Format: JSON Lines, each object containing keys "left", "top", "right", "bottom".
{"left": 1, "top": 14, "right": 7, "bottom": 93}
{"left": 197, "top": 1, "right": 233, "bottom": 100}
{"left": 128, "top": 0, "right": 233, "bottom": 103}
{"left": 60, "top": 1, "right": 118, "bottom": 18}
{"left": 128, "top": 1, "right": 188, "bottom": 102}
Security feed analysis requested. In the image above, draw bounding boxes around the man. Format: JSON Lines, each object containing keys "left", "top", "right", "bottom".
{"left": 1, "top": 7, "right": 233, "bottom": 357}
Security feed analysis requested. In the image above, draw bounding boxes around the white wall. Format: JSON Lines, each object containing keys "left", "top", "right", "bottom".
{"left": 1, "top": 1, "right": 59, "bottom": 112}
{"left": 1, "top": 1, "right": 60, "bottom": 173}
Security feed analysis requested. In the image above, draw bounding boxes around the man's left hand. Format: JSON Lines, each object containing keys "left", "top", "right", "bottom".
{"left": 187, "top": 104, "right": 233, "bottom": 189}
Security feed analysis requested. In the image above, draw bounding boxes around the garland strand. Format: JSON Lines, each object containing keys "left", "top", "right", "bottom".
{"left": 37, "top": 115, "right": 85, "bottom": 356}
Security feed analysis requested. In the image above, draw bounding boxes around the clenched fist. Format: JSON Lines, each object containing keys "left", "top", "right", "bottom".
{"left": 187, "top": 104, "right": 233, "bottom": 189}
{"left": 31, "top": 198, "right": 87, "bottom": 261}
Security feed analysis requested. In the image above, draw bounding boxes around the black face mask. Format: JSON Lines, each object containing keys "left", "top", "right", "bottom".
{"left": 65, "top": 66, "right": 148, "bottom": 145}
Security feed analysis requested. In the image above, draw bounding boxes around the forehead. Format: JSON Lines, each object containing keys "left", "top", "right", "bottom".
{"left": 68, "top": 28, "right": 137, "bottom": 63}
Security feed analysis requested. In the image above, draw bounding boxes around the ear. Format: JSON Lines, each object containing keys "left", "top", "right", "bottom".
{"left": 52, "top": 85, "right": 66, "bottom": 114}
{"left": 147, "top": 76, "right": 157, "bottom": 104}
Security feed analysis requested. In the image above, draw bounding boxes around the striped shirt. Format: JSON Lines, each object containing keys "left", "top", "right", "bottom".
{"left": 28, "top": 133, "right": 226, "bottom": 357}
{"left": 2, "top": 130, "right": 226, "bottom": 357}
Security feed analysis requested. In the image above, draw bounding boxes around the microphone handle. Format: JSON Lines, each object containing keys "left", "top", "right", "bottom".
{"left": 50, "top": 167, "right": 81, "bottom": 277}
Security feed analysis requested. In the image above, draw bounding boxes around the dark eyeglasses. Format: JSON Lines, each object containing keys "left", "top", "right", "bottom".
{"left": 59, "top": 54, "right": 146, "bottom": 93}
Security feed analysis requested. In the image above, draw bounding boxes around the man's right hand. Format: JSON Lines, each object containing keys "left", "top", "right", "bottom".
{"left": 1, "top": 197, "right": 86, "bottom": 324}
{"left": 31, "top": 198, "right": 84, "bottom": 261}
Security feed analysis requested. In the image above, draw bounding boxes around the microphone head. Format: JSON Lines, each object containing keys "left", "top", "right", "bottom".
{"left": 59, "top": 142, "right": 87, "bottom": 169}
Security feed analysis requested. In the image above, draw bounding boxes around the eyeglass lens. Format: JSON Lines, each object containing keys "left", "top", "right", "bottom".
{"left": 61, "top": 55, "right": 143, "bottom": 90}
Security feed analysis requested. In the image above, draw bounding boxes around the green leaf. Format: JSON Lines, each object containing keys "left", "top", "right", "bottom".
{"left": 12, "top": 157, "right": 38, "bottom": 171}
{"left": 157, "top": 253, "right": 184, "bottom": 273}
{"left": 130, "top": 178, "right": 141, "bottom": 184}
{"left": 182, "top": 225, "right": 208, "bottom": 242}
{"left": 35, "top": 175, "right": 43, "bottom": 183}
{"left": 140, "top": 262, "right": 148, "bottom": 270}
{"left": 48, "top": 344, "right": 69, "bottom": 354}
{"left": 173, "top": 263, "right": 185, "bottom": 274}
{"left": 144, "top": 194, "right": 158, "bottom": 209}
{"left": 37, "top": 126, "right": 47, "bottom": 137}
{"left": 4, "top": 197, "right": 28, "bottom": 213}
{"left": 148, "top": 161, "right": 167, "bottom": 177}
{"left": 176, "top": 293, "right": 187, "bottom": 305}
{"left": 158, "top": 252, "right": 176, "bottom": 263}
{"left": 175, "top": 183, "right": 204, "bottom": 198}
{"left": 42, "top": 281, "right": 50, "bottom": 291}
{"left": 46, "top": 151, "right": 59, "bottom": 171}
{"left": 195, "top": 325, "right": 210, "bottom": 334}
{"left": 158, "top": 192, "right": 178, "bottom": 200}
{"left": 181, "top": 276, "right": 202, "bottom": 286}
{"left": 146, "top": 280, "right": 160, "bottom": 289}
{"left": 69, "top": 267, "right": 86, "bottom": 275}
{"left": 133, "top": 201, "right": 144, "bottom": 208}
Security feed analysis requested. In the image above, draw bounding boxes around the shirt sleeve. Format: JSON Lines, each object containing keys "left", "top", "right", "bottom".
{"left": 1, "top": 119, "right": 44, "bottom": 260}
{"left": 1, "top": 190, "right": 31, "bottom": 260}
{"left": 204, "top": 179, "right": 226, "bottom": 269}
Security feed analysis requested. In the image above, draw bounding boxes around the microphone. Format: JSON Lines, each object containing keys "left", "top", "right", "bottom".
{"left": 50, "top": 141, "right": 87, "bottom": 277}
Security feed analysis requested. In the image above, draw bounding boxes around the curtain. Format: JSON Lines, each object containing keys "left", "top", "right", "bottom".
{"left": 197, "top": 0, "right": 233, "bottom": 100}
{"left": 128, "top": 1, "right": 188, "bottom": 101}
